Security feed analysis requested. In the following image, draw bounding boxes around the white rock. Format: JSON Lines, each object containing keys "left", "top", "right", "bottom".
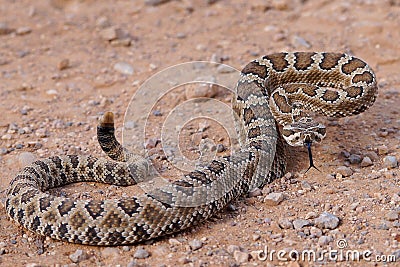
{"left": 337, "top": 166, "right": 353, "bottom": 177}
{"left": 318, "top": 235, "right": 333, "bottom": 246}
{"left": 383, "top": 156, "right": 398, "bottom": 169}
{"left": 233, "top": 250, "right": 249, "bottom": 263}
{"left": 314, "top": 212, "right": 340, "bottom": 230}
{"left": 292, "top": 219, "right": 310, "bottom": 230}
{"left": 264, "top": 192, "right": 284, "bottom": 206}
{"left": 360, "top": 156, "right": 373, "bottom": 167}
{"left": 189, "top": 239, "right": 203, "bottom": 251}
{"left": 113, "top": 62, "right": 134, "bottom": 75}
{"left": 133, "top": 248, "right": 150, "bottom": 259}
{"left": 69, "top": 249, "right": 88, "bottom": 263}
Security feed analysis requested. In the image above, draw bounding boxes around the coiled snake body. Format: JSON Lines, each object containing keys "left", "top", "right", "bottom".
{"left": 5, "top": 52, "right": 378, "bottom": 245}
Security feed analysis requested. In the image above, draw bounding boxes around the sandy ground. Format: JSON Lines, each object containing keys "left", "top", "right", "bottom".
{"left": 0, "top": 0, "right": 399, "bottom": 266}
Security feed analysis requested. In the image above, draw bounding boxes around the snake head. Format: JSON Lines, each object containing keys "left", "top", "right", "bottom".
{"left": 281, "top": 117, "right": 326, "bottom": 147}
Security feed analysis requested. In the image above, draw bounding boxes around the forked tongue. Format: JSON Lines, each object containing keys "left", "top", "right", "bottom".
{"left": 305, "top": 142, "right": 320, "bottom": 173}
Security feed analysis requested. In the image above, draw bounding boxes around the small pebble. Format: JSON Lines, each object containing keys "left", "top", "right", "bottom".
{"left": 122, "top": 246, "right": 131, "bottom": 252}
{"left": 216, "top": 144, "right": 225, "bottom": 153}
{"left": 310, "top": 227, "right": 323, "bottom": 237}
{"left": 360, "top": 156, "right": 373, "bottom": 167}
{"left": 176, "top": 32, "right": 186, "bottom": 39}
{"left": 185, "top": 81, "right": 217, "bottom": 99}
{"left": 110, "top": 38, "right": 131, "bottom": 47}
{"left": 35, "top": 128, "right": 48, "bottom": 138}
{"left": 168, "top": 238, "right": 182, "bottom": 245}
{"left": 216, "top": 64, "right": 235, "bottom": 73}
{"left": 248, "top": 188, "right": 262, "bottom": 198}
{"left": 383, "top": 156, "right": 398, "bottom": 169}
{"left": 46, "top": 89, "right": 58, "bottom": 96}
{"left": 133, "top": 248, "right": 150, "bottom": 259}
{"left": 233, "top": 250, "right": 249, "bottom": 263}
{"left": 69, "top": 249, "right": 88, "bottom": 263}
{"left": 145, "top": 0, "right": 171, "bottom": 6}
{"left": 189, "top": 239, "right": 203, "bottom": 251}
{"left": 292, "top": 35, "right": 311, "bottom": 48}
{"left": 227, "top": 245, "right": 240, "bottom": 254}
{"left": 377, "top": 145, "right": 389, "bottom": 155}
{"left": 337, "top": 166, "right": 353, "bottom": 177}
{"left": 16, "top": 26, "right": 32, "bottom": 35}
{"left": 100, "top": 27, "right": 118, "bottom": 41}
{"left": 314, "top": 212, "right": 340, "bottom": 230}
{"left": 0, "top": 147, "right": 8, "bottom": 155}
{"left": 96, "top": 16, "right": 111, "bottom": 28}
{"left": 264, "top": 192, "right": 284, "bottom": 206}
{"left": 1, "top": 134, "right": 12, "bottom": 140}
{"left": 58, "top": 59, "right": 70, "bottom": 70}
{"left": 349, "top": 154, "right": 362, "bottom": 164}
{"left": 292, "top": 219, "right": 310, "bottom": 230}
{"left": 305, "top": 211, "right": 318, "bottom": 219}
{"left": 0, "top": 22, "right": 14, "bottom": 35}
{"left": 391, "top": 193, "right": 400, "bottom": 203}
{"left": 385, "top": 211, "right": 399, "bottom": 221}
{"left": 278, "top": 218, "right": 293, "bottom": 229}
{"left": 301, "top": 181, "right": 312, "bottom": 190}
{"left": 365, "top": 151, "right": 379, "bottom": 161}
{"left": 144, "top": 138, "right": 159, "bottom": 149}
{"left": 153, "top": 110, "right": 162, "bottom": 116}
{"left": 318, "top": 235, "right": 333, "bottom": 246}
{"left": 114, "top": 62, "right": 134, "bottom": 75}
{"left": 377, "top": 221, "right": 390, "bottom": 230}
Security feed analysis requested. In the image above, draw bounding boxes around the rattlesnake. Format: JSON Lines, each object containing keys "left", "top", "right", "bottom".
{"left": 5, "top": 52, "right": 378, "bottom": 245}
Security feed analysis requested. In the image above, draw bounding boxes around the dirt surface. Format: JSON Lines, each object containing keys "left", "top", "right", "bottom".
{"left": 0, "top": 0, "right": 400, "bottom": 266}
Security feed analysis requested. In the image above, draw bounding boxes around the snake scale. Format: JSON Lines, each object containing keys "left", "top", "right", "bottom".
{"left": 5, "top": 52, "right": 378, "bottom": 245}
